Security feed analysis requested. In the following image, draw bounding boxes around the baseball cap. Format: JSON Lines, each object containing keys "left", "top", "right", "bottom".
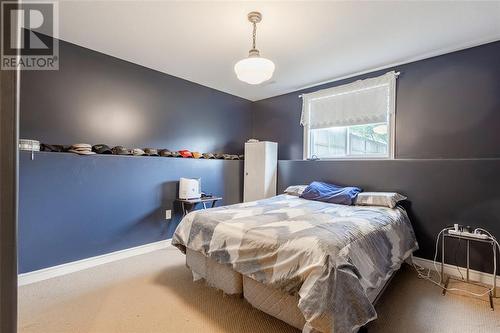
{"left": 202, "top": 153, "right": 215, "bottom": 159}
{"left": 179, "top": 150, "right": 193, "bottom": 158}
{"left": 171, "top": 151, "right": 182, "bottom": 158}
{"left": 69, "top": 143, "right": 96, "bottom": 155}
{"left": 131, "top": 148, "right": 147, "bottom": 156}
{"left": 92, "top": 144, "right": 112, "bottom": 154}
{"left": 144, "top": 148, "right": 159, "bottom": 156}
{"left": 41, "top": 144, "right": 65, "bottom": 152}
{"left": 223, "top": 154, "right": 233, "bottom": 160}
{"left": 112, "top": 146, "right": 132, "bottom": 155}
{"left": 159, "top": 149, "right": 173, "bottom": 157}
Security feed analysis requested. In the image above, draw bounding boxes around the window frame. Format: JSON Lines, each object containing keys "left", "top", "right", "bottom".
{"left": 302, "top": 72, "right": 397, "bottom": 161}
{"left": 303, "top": 112, "right": 395, "bottom": 160}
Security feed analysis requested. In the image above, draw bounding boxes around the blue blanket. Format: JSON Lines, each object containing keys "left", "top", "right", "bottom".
{"left": 300, "top": 181, "right": 362, "bottom": 205}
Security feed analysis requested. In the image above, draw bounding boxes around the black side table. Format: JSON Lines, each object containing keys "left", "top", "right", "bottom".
{"left": 176, "top": 196, "right": 222, "bottom": 217}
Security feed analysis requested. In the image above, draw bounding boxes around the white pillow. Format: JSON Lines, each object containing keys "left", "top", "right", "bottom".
{"left": 284, "top": 185, "right": 308, "bottom": 196}
{"left": 355, "top": 192, "right": 407, "bottom": 208}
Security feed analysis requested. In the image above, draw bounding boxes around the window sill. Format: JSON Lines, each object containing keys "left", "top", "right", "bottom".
{"left": 303, "top": 156, "right": 394, "bottom": 161}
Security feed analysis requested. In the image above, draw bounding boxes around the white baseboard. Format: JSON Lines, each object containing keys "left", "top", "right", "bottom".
{"left": 411, "top": 256, "right": 500, "bottom": 286}
{"left": 18, "top": 239, "right": 172, "bottom": 286}
{"left": 18, "top": 246, "right": 498, "bottom": 287}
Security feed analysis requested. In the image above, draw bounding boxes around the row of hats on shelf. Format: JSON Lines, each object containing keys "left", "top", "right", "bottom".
{"left": 40, "top": 143, "right": 243, "bottom": 160}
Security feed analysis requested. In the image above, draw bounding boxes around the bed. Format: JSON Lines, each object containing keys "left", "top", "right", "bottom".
{"left": 172, "top": 194, "right": 418, "bottom": 333}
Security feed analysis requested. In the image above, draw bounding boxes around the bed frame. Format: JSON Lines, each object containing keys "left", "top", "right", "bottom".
{"left": 185, "top": 248, "right": 398, "bottom": 332}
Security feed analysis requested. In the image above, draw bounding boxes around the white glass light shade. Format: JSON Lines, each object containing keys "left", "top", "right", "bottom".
{"left": 234, "top": 56, "right": 275, "bottom": 85}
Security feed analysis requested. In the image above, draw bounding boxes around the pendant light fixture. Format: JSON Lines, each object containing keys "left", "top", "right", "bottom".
{"left": 234, "top": 11, "right": 275, "bottom": 85}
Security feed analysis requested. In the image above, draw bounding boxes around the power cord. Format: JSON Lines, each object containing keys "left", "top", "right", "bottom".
{"left": 412, "top": 226, "right": 500, "bottom": 297}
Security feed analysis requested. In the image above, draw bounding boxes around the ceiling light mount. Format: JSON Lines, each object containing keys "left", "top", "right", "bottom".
{"left": 248, "top": 12, "right": 262, "bottom": 56}
{"left": 247, "top": 11, "right": 262, "bottom": 24}
{"left": 234, "top": 11, "right": 275, "bottom": 85}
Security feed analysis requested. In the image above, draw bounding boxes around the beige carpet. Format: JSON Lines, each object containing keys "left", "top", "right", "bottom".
{"left": 19, "top": 247, "right": 500, "bottom": 333}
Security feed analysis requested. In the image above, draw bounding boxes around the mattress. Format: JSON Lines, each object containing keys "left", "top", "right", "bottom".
{"left": 243, "top": 275, "right": 306, "bottom": 330}
{"left": 186, "top": 249, "right": 305, "bottom": 328}
{"left": 186, "top": 248, "right": 242, "bottom": 295}
{"left": 186, "top": 249, "right": 396, "bottom": 331}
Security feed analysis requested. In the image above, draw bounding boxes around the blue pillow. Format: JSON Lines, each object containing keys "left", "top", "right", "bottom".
{"left": 300, "top": 181, "right": 362, "bottom": 205}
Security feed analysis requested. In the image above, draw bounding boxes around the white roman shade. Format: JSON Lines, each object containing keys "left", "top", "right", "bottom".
{"left": 300, "top": 71, "right": 397, "bottom": 129}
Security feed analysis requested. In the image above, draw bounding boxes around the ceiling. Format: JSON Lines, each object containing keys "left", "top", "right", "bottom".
{"left": 54, "top": 1, "right": 500, "bottom": 101}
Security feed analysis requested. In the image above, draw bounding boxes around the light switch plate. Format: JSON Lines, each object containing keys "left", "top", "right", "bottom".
{"left": 165, "top": 210, "right": 172, "bottom": 220}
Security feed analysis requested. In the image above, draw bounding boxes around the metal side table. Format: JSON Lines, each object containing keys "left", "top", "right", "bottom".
{"left": 176, "top": 196, "right": 222, "bottom": 217}
{"left": 441, "top": 230, "right": 497, "bottom": 310}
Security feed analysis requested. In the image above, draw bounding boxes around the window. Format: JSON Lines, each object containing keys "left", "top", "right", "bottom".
{"left": 301, "top": 71, "right": 397, "bottom": 159}
{"left": 310, "top": 123, "right": 389, "bottom": 158}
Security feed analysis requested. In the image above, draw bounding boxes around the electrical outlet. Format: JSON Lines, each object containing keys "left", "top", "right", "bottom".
{"left": 165, "top": 210, "right": 172, "bottom": 220}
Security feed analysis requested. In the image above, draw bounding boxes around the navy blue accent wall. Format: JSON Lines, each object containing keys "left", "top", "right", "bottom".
{"left": 254, "top": 41, "right": 500, "bottom": 273}
{"left": 21, "top": 38, "right": 252, "bottom": 153}
{"left": 19, "top": 152, "right": 243, "bottom": 273}
{"left": 253, "top": 41, "right": 500, "bottom": 160}
{"left": 278, "top": 159, "right": 500, "bottom": 275}
{"left": 19, "top": 38, "right": 252, "bottom": 273}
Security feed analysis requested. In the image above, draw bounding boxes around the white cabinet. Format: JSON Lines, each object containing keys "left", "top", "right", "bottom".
{"left": 244, "top": 141, "right": 278, "bottom": 202}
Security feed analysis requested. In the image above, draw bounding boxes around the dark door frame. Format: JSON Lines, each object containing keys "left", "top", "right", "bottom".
{"left": 0, "top": 0, "right": 20, "bottom": 332}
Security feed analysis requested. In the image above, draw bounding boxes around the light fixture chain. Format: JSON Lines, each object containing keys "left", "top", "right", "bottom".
{"left": 252, "top": 21, "right": 257, "bottom": 50}
{"left": 236, "top": 11, "right": 274, "bottom": 84}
